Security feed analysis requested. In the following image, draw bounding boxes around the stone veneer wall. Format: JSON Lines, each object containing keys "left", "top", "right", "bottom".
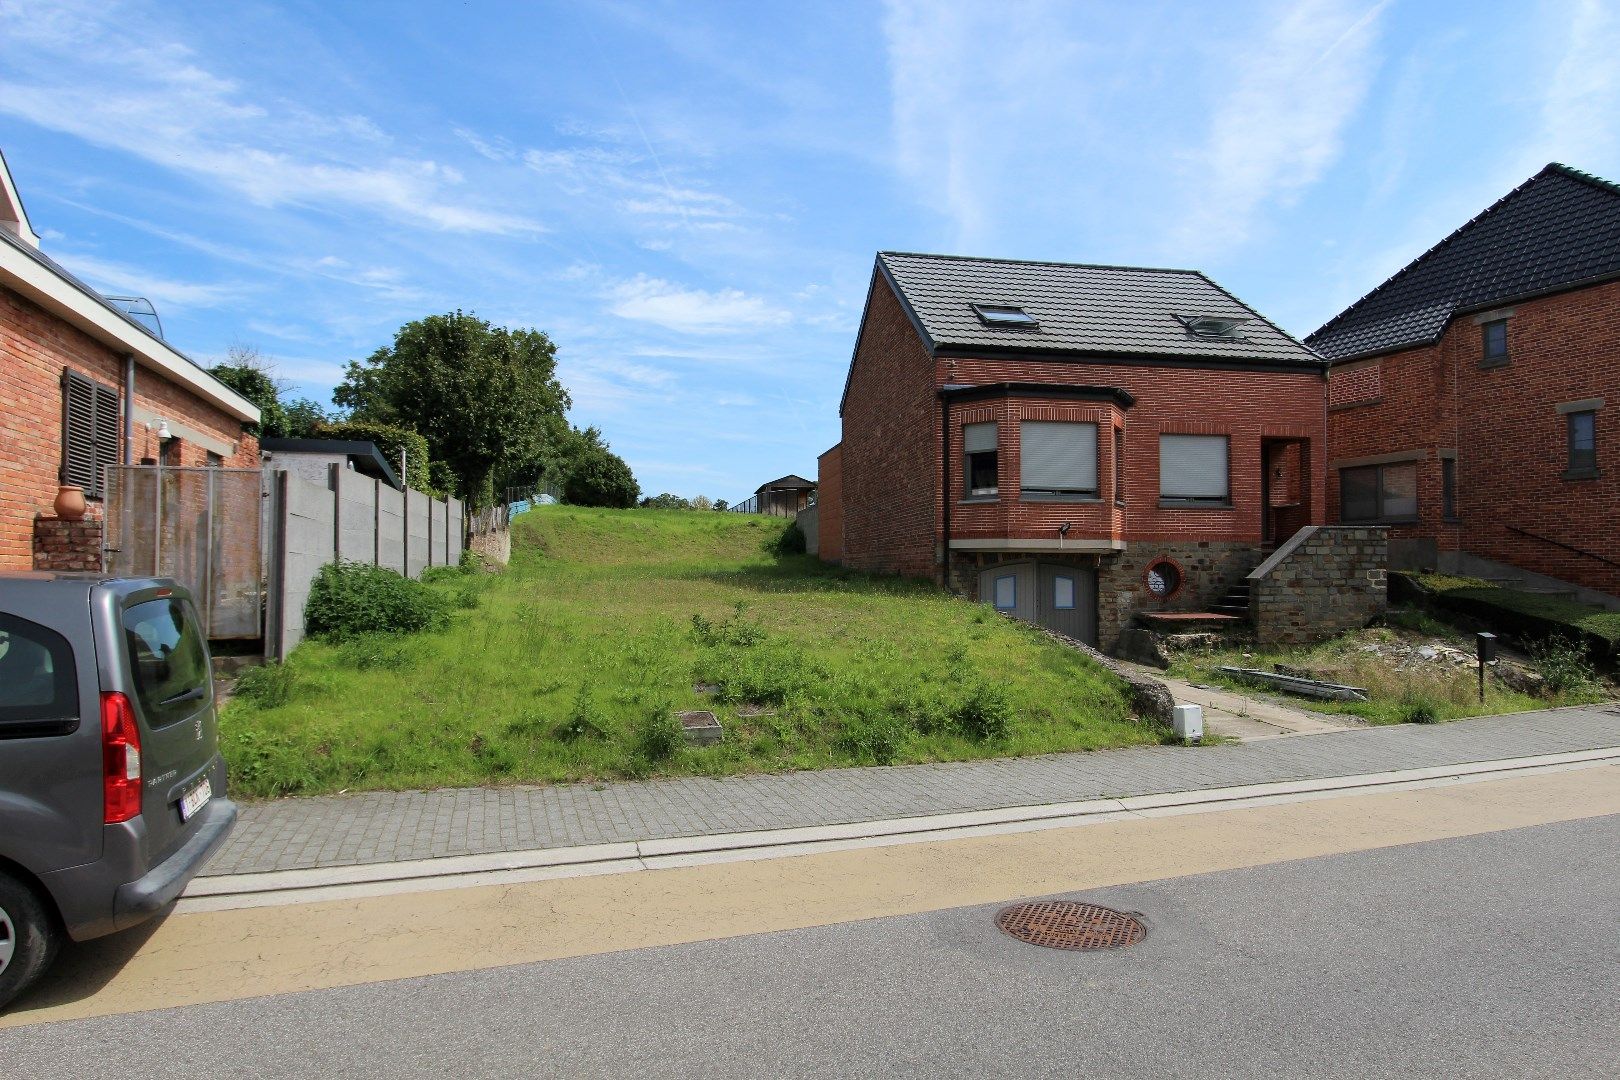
{"left": 947, "top": 539, "right": 1261, "bottom": 654}
{"left": 33, "top": 516, "right": 102, "bottom": 571}
{"left": 1249, "top": 525, "right": 1387, "bottom": 644}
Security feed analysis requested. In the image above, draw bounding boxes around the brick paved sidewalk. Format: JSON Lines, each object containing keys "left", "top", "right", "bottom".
{"left": 204, "top": 705, "right": 1620, "bottom": 876}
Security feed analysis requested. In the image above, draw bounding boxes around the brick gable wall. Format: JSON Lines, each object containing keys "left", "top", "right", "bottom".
{"left": 816, "top": 443, "right": 843, "bottom": 562}
{"left": 1, "top": 284, "right": 259, "bottom": 570}
{"left": 839, "top": 277, "right": 940, "bottom": 578}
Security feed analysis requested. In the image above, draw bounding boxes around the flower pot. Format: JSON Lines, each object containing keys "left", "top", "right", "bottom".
{"left": 54, "top": 484, "right": 87, "bottom": 522}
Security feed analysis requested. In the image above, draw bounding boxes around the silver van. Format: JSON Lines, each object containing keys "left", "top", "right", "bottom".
{"left": 0, "top": 572, "right": 236, "bottom": 1009}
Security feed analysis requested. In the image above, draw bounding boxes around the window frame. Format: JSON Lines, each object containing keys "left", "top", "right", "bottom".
{"left": 1018, "top": 420, "right": 1099, "bottom": 501}
{"left": 1052, "top": 574, "right": 1077, "bottom": 610}
{"left": 1565, "top": 409, "right": 1598, "bottom": 479}
{"left": 1113, "top": 427, "right": 1125, "bottom": 506}
{"left": 992, "top": 575, "right": 1017, "bottom": 611}
{"left": 1158, "top": 433, "right": 1231, "bottom": 508}
{"left": 1441, "top": 457, "right": 1458, "bottom": 521}
{"left": 963, "top": 421, "right": 999, "bottom": 499}
{"left": 1339, "top": 461, "right": 1420, "bottom": 523}
{"left": 969, "top": 303, "right": 1039, "bottom": 330}
{"left": 1480, "top": 318, "right": 1509, "bottom": 367}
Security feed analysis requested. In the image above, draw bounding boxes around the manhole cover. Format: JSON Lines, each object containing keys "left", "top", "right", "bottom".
{"left": 995, "top": 901, "right": 1146, "bottom": 951}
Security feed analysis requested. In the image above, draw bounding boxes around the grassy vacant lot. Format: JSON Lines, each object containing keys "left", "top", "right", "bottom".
{"left": 1166, "top": 608, "right": 1608, "bottom": 726}
{"left": 1401, "top": 572, "right": 1620, "bottom": 653}
{"left": 222, "top": 506, "right": 1160, "bottom": 797}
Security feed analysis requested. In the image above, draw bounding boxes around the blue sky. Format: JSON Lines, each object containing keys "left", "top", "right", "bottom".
{"left": 3, "top": 0, "right": 1617, "bottom": 501}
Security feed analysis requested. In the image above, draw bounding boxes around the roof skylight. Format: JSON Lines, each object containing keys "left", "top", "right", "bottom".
{"left": 971, "top": 303, "right": 1039, "bottom": 329}
{"left": 1176, "top": 314, "right": 1249, "bottom": 341}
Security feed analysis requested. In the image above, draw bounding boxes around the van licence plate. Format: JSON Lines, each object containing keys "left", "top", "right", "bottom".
{"left": 179, "top": 776, "right": 212, "bottom": 822}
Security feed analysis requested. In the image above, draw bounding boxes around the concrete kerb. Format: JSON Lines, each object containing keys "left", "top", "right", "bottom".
{"left": 179, "top": 747, "right": 1620, "bottom": 913}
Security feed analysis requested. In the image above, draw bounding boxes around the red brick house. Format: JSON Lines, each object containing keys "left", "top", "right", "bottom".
{"left": 0, "top": 150, "right": 260, "bottom": 571}
{"left": 820, "top": 251, "right": 1329, "bottom": 650}
{"left": 1308, "top": 163, "right": 1620, "bottom": 603}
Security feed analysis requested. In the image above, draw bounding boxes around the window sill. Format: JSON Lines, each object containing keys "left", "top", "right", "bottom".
{"left": 1342, "top": 517, "right": 1418, "bottom": 526}
{"left": 1020, "top": 493, "right": 1102, "bottom": 503}
{"left": 1562, "top": 468, "right": 1601, "bottom": 482}
{"left": 959, "top": 495, "right": 1000, "bottom": 504}
{"left": 1478, "top": 355, "right": 1510, "bottom": 370}
{"left": 1157, "top": 500, "right": 1233, "bottom": 510}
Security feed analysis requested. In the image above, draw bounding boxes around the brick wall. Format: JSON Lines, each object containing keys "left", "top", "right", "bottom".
{"left": 1250, "top": 526, "right": 1388, "bottom": 644}
{"left": 1, "top": 284, "right": 258, "bottom": 570}
{"left": 32, "top": 516, "right": 102, "bottom": 571}
{"left": 1326, "top": 279, "right": 1620, "bottom": 595}
{"left": 816, "top": 442, "right": 843, "bottom": 563}
{"left": 839, "top": 278, "right": 939, "bottom": 578}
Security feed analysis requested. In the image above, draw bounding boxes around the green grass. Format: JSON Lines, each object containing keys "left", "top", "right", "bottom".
{"left": 1165, "top": 613, "right": 1607, "bottom": 726}
{"left": 1404, "top": 572, "right": 1620, "bottom": 646}
{"left": 221, "top": 506, "right": 1159, "bottom": 797}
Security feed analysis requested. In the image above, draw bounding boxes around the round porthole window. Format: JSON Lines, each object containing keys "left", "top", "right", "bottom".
{"left": 1143, "top": 558, "right": 1183, "bottom": 601}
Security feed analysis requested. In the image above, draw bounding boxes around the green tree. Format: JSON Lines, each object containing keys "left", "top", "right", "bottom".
{"left": 335, "top": 311, "right": 570, "bottom": 507}
{"left": 209, "top": 345, "right": 287, "bottom": 438}
{"left": 542, "top": 426, "right": 638, "bottom": 508}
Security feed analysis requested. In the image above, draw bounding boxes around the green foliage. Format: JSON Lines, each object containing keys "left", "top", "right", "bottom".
{"left": 208, "top": 363, "right": 284, "bottom": 438}
{"left": 713, "top": 499, "right": 730, "bottom": 512}
{"left": 1397, "top": 695, "right": 1440, "bottom": 725}
{"left": 281, "top": 398, "right": 328, "bottom": 437}
{"left": 1530, "top": 636, "right": 1601, "bottom": 697}
{"left": 221, "top": 505, "right": 1145, "bottom": 798}
{"left": 232, "top": 662, "right": 294, "bottom": 709}
{"left": 951, "top": 681, "right": 1012, "bottom": 741}
{"left": 641, "top": 492, "right": 693, "bottom": 510}
{"left": 839, "top": 712, "right": 911, "bottom": 765}
{"left": 543, "top": 426, "right": 639, "bottom": 508}
{"left": 635, "top": 708, "right": 686, "bottom": 762}
{"left": 304, "top": 561, "right": 449, "bottom": 640}
{"left": 314, "top": 421, "right": 435, "bottom": 493}
{"left": 335, "top": 310, "right": 571, "bottom": 507}
{"left": 770, "top": 521, "right": 807, "bottom": 556}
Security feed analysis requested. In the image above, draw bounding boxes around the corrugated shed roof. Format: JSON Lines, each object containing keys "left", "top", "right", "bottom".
{"left": 876, "top": 251, "right": 1322, "bottom": 365}
{"left": 1307, "top": 164, "right": 1620, "bottom": 361}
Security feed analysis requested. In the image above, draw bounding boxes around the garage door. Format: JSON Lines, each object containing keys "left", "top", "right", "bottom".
{"left": 978, "top": 562, "right": 1097, "bottom": 646}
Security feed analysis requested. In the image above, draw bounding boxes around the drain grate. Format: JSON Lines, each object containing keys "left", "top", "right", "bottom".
{"left": 995, "top": 901, "right": 1146, "bottom": 951}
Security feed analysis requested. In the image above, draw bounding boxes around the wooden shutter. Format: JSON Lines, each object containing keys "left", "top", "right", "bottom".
{"left": 1159, "top": 434, "right": 1229, "bottom": 501}
{"left": 60, "top": 369, "right": 120, "bottom": 498}
{"left": 1020, "top": 421, "right": 1096, "bottom": 493}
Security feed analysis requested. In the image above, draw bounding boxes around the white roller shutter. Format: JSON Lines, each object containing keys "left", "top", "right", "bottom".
{"left": 1020, "top": 421, "right": 1097, "bottom": 494}
{"left": 1159, "top": 434, "right": 1229, "bottom": 501}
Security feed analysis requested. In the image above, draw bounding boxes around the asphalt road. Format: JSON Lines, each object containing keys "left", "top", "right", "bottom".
{"left": 7, "top": 807, "right": 1619, "bottom": 1078}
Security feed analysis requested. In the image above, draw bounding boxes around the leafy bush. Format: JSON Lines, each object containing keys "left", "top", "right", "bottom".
{"left": 952, "top": 681, "right": 1013, "bottom": 741}
{"left": 1397, "top": 695, "right": 1440, "bottom": 725}
{"left": 555, "top": 688, "right": 609, "bottom": 743}
{"left": 304, "top": 560, "right": 449, "bottom": 640}
{"left": 232, "top": 662, "right": 295, "bottom": 709}
{"left": 635, "top": 708, "right": 685, "bottom": 762}
{"left": 419, "top": 564, "right": 465, "bottom": 584}
{"left": 770, "top": 522, "right": 807, "bottom": 556}
{"left": 839, "top": 712, "right": 911, "bottom": 765}
{"left": 690, "top": 607, "right": 766, "bottom": 648}
{"left": 1530, "top": 636, "right": 1601, "bottom": 697}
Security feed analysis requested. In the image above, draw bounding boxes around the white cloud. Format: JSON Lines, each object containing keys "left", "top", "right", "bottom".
{"left": 1172, "top": 0, "right": 1390, "bottom": 253}
{"left": 0, "top": 3, "right": 541, "bottom": 235}
{"left": 606, "top": 275, "right": 790, "bottom": 333}
{"left": 55, "top": 251, "right": 247, "bottom": 310}
{"left": 1533, "top": 0, "right": 1620, "bottom": 167}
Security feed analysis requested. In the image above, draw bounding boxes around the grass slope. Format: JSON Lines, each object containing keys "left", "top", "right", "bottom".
{"left": 223, "top": 506, "right": 1157, "bottom": 797}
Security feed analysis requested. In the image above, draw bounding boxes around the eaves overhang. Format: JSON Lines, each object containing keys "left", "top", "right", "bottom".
{"left": 938, "top": 381, "right": 1136, "bottom": 408}
{"left": 0, "top": 229, "right": 259, "bottom": 423}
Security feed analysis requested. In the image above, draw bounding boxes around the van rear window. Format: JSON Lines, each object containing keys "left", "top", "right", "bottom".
{"left": 0, "top": 613, "right": 80, "bottom": 738}
{"left": 123, "top": 598, "right": 212, "bottom": 728}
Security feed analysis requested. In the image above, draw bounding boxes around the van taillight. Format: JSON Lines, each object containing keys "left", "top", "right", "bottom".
{"left": 101, "top": 691, "right": 142, "bottom": 824}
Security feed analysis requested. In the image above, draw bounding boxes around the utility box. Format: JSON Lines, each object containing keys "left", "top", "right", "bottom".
{"left": 1172, "top": 703, "right": 1204, "bottom": 742}
{"left": 1476, "top": 632, "right": 1498, "bottom": 663}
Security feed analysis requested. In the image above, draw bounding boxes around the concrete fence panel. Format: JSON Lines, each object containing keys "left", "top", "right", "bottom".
{"left": 334, "top": 467, "right": 378, "bottom": 564}
{"left": 405, "top": 489, "right": 430, "bottom": 578}
{"left": 376, "top": 482, "right": 406, "bottom": 575}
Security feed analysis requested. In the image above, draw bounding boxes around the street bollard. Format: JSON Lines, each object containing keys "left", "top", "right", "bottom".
{"left": 1476, "top": 632, "right": 1497, "bottom": 703}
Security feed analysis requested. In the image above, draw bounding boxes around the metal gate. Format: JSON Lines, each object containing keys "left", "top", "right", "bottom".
{"left": 103, "top": 466, "right": 266, "bottom": 639}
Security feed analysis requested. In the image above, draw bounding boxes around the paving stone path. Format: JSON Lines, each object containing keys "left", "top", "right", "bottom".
{"left": 204, "top": 705, "right": 1620, "bottom": 876}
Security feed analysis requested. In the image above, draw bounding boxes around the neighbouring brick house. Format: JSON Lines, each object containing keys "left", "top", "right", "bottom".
{"left": 0, "top": 150, "right": 260, "bottom": 572}
{"left": 1308, "top": 163, "right": 1620, "bottom": 602}
{"left": 820, "top": 251, "right": 1331, "bottom": 651}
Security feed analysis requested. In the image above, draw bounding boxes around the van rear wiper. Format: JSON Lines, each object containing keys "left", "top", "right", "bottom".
{"left": 159, "top": 685, "right": 208, "bottom": 707}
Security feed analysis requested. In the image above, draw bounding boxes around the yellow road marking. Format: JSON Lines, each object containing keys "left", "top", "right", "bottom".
{"left": 6, "top": 766, "right": 1618, "bottom": 1028}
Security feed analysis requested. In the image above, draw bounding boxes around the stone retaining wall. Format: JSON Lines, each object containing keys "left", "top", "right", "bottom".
{"left": 1249, "top": 525, "right": 1387, "bottom": 644}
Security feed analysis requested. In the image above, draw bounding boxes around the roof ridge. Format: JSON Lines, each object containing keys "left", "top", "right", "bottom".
{"left": 1306, "top": 162, "right": 1618, "bottom": 347}
{"left": 878, "top": 250, "right": 1205, "bottom": 276}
